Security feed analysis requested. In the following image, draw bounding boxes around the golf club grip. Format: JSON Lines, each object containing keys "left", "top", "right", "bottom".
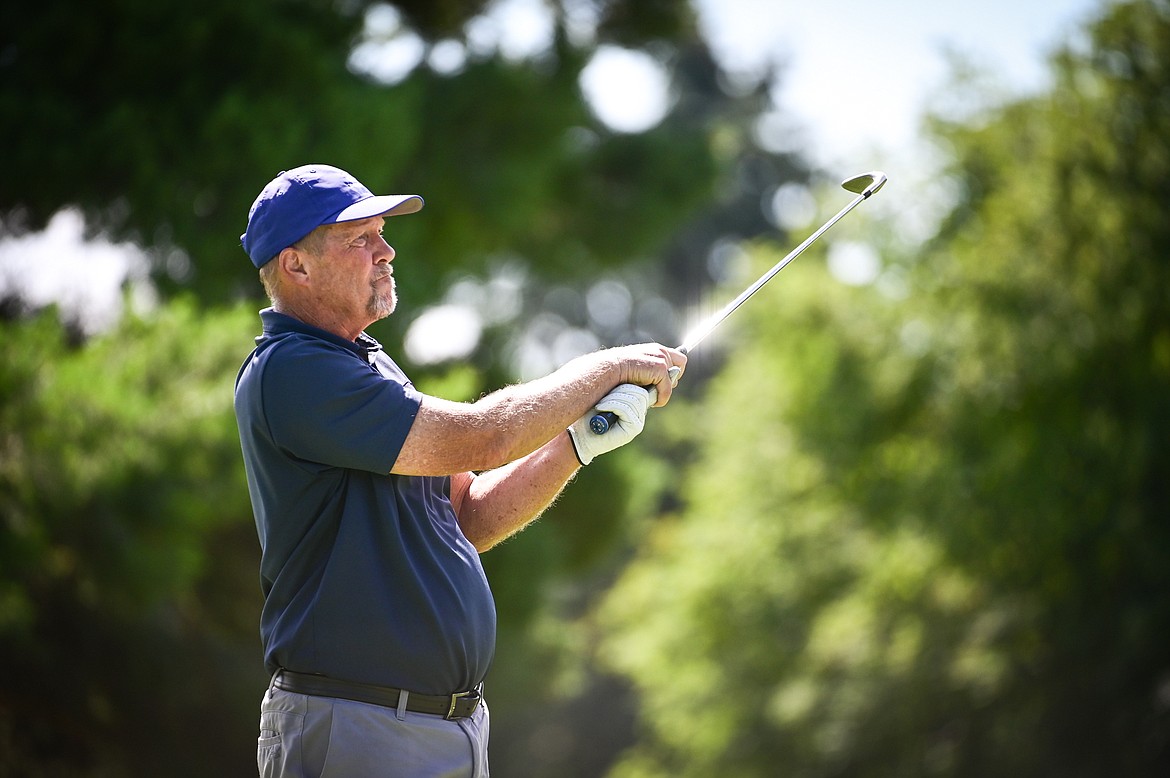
{"left": 588, "top": 366, "right": 681, "bottom": 435}
{"left": 588, "top": 410, "right": 626, "bottom": 436}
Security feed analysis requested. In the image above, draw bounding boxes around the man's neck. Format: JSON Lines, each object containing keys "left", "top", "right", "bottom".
{"left": 273, "top": 300, "right": 366, "bottom": 342}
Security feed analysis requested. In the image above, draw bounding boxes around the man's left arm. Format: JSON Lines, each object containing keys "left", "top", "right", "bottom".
{"left": 449, "top": 383, "right": 651, "bottom": 552}
{"left": 449, "top": 431, "right": 581, "bottom": 552}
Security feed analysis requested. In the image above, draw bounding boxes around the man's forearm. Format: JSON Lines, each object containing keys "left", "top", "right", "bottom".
{"left": 451, "top": 432, "right": 582, "bottom": 552}
{"left": 393, "top": 343, "right": 681, "bottom": 477}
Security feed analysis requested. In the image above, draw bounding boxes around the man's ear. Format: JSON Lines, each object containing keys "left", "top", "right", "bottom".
{"left": 277, "top": 246, "right": 311, "bottom": 286}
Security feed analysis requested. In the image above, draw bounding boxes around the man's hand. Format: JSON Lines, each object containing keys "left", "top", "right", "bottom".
{"left": 608, "top": 344, "right": 687, "bottom": 408}
{"left": 567, "top": 384, "right": 651, "bottom": 465}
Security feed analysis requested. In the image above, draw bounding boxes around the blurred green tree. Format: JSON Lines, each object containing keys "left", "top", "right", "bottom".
{"left": 0, "top": 301, "right": 263, "bottom": 775}
{"left": 597, "top": 1, "right": 1170, "bottom": 775}
{"left": 0, "top": 0, "right": 772, "bottom": 309}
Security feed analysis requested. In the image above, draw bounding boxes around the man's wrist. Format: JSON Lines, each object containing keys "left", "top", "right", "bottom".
{"left": 566, "top": 426, "right": 591, "bottom": 466}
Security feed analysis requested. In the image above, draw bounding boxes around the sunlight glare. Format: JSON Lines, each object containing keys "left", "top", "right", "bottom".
{"left": 580, "top": 46, "right": 673, "bottom": 133}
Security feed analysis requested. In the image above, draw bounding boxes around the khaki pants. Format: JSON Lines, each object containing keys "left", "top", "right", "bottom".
{"left": 257, "top": 682, "right": 490, "bottom": 777}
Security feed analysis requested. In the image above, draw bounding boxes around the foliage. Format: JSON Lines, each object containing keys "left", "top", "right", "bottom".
{"left": 597, "top": 1, "right": 1170, "bottom": 775}
{"left": 0, "top": 0, "right": 732, "bottom": 308}
{"left": 0, "top": 301, "right": 263, "bottom": 776}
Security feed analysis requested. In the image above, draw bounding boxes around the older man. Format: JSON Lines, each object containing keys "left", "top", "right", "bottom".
{"left": 234, "top": 164, "right": 684, "bottom": 777}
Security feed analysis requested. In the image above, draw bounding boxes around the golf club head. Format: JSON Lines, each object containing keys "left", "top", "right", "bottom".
{"left": 841, "top": 171, "right": 887, "bottom": 198}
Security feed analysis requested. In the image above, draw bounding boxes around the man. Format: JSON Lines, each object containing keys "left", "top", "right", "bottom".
{"left": 234, "top": 164, "right": 684, "bottom": 777}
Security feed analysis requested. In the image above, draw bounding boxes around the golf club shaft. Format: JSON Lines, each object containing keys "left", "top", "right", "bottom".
{"left": 589, "top": 172, "right": 886, "bottom": 435}
{"left": 678, "top": 189, "right": 870, "bottom": 354}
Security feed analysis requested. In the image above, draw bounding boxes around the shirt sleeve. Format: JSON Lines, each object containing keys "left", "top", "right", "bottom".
{"left": 259, "top": 338, "right": 422, "bottom": 474}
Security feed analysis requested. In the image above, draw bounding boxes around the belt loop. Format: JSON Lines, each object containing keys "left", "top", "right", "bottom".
{"left": 395, "top": 689, "right": 409, "bottom": 721}
{"left": 267, "top": 668, "right": 283, "bottom": 697}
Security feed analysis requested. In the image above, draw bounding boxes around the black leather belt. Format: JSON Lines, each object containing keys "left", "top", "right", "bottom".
{"left": 274, "top": 670, "right": 482, "bottom": 720}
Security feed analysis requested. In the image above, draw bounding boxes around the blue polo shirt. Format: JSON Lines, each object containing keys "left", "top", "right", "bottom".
{"left": 234, "top": 309, "right": 496, "bottom": 695}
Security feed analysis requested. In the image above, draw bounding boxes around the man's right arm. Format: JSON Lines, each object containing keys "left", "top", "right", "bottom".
{"left": 391, "top": 343, "right": 684, "bottom": 476}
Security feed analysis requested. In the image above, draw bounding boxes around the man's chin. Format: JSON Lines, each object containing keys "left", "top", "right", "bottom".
{"left": 369, "top": 293, "right": 397, "bottom": 321}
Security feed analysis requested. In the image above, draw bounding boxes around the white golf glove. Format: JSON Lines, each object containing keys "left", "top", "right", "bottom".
{"left": 567, "top": 384, "right": 652, "bottom": 466}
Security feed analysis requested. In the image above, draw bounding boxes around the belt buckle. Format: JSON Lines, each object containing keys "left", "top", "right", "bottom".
{"left": 444, "top": 686, "right": 481, "bottom": 720}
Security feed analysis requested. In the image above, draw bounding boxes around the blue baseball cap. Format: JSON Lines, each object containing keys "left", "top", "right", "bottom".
{"left": 241, "top": 164, "right": 424, "bottom": 268}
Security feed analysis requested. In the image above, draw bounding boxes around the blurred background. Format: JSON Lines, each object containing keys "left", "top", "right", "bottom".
{"left": 2, "top": 0, "right": 1168, "bottom": 775}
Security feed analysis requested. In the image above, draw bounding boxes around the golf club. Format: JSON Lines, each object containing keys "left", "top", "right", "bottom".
{"left": 590, "top": 171, "right": 888, "bottom": 435}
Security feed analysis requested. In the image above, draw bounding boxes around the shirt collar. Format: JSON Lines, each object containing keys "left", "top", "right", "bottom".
{"left": 259, "top": 308, "right": 384, "bottom": 364}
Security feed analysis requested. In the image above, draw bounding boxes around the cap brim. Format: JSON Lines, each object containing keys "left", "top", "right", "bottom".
{"left": 332, "top": 194, "right": 424, "bottom": 223}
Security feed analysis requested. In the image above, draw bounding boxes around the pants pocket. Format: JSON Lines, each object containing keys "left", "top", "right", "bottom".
{"left": 257, "top": 710, "right": 302, "bottom": 777}
{"left": 257, "top": 732, "right": 281, "bottom": 777}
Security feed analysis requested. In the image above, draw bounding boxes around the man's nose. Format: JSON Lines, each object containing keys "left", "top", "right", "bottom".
{"left": 375, "top": 236, "right": 395, "bottom": 263}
